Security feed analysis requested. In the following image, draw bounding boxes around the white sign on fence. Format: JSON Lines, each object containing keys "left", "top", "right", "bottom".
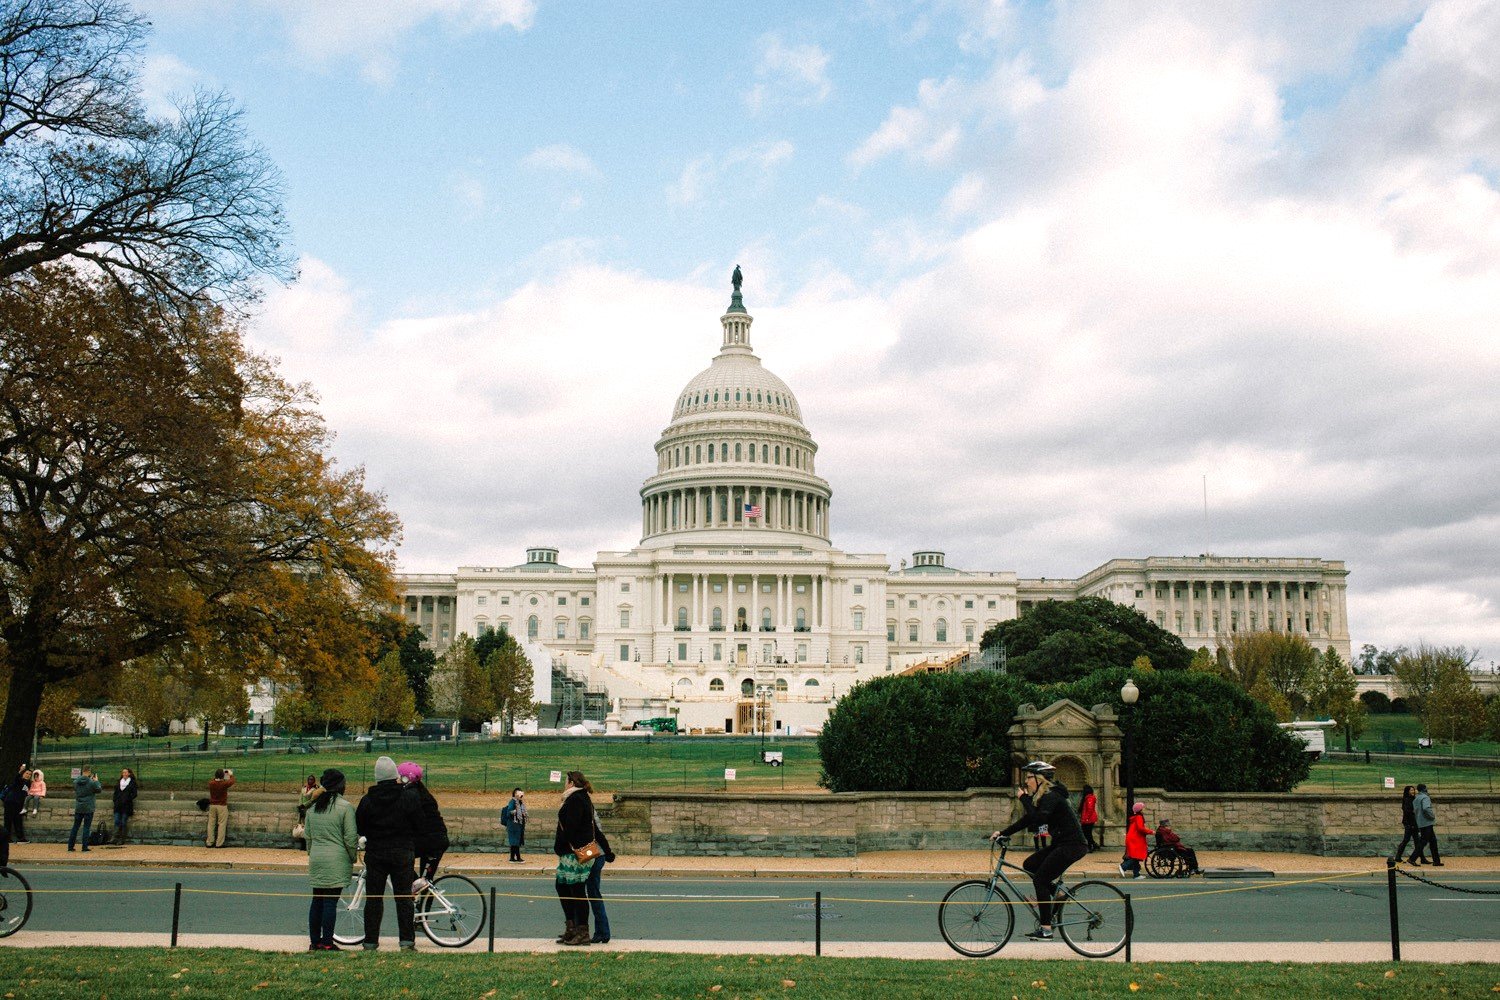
{"left": 724, "top": 768, "right": 737, "bottom": 781}
{"left": 550, "top": 770, "right": 562, "bottom": 783}
{"left": 1384, "top": 776, "right": 1395, "bottom": 789}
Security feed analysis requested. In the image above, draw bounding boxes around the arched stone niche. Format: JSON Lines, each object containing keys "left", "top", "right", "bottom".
{"left": 1006, "top": 699, "right": 1123, "bottom": 819}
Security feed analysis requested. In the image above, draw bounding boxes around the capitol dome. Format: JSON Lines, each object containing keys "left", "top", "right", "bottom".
{"left": 639, "top": 270, "right": 832, "bottom": 548}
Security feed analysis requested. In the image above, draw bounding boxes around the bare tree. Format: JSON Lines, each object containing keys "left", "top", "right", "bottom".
{"left": 0, "top": 0, "right": 293, "bottom": 303}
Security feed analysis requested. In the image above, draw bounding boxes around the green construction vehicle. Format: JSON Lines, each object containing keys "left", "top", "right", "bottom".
{"left": 631, "top": 717, "right": 679, "bottom": 734}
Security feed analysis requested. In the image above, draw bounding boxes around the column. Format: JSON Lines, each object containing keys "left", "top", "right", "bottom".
{"left": 1185, "top": 577, "right": 1196, "bottom": 638}
{"left": 750, "top": 573, "right": 759, "bottom": 636}
{"left": 1167, "top": 580, "right": 1178, "bottom": 634}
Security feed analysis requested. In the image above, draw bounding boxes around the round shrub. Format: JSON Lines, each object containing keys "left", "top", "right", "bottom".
{"left": 1359, "top": 690, "right": 1391, "bottom": 714}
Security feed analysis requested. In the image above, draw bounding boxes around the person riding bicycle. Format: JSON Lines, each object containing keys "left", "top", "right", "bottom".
{"left": 397, "top": 762, "right": 449, "bottom": 893}
{"left": 989, "top": 760, "right": 1088, "bottom": 941}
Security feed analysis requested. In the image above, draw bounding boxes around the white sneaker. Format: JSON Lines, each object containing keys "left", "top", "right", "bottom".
{"left": 1118, "top": 863, "right": 1129, "bottom": 878}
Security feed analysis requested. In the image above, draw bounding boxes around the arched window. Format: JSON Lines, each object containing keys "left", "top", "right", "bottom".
{"left": 747, "top": 441, "right": 755, "bottom": 462}
{"left": 805, "top": 677, "right": 820, "bottom": 687}
{"left": 677, "top": 677, "right": 692, "bottom": 689}
{"left": 796, "top": 608, "right": 806, "bottom": 629}
{"left": 708, "top": 444, "right": 715, "bottom": 462}
{"left": 775, "top": 678, "right": 788, "bottom": 693}
{"left": 737, "top": 607, "right": 748, "bottom": 629}
{"left": 712, "top": 607, "right": 723, "bottom": 629}
{"left": 741, "top": 678, "right": 754, "bottom": 697}
{"left": 775, "top": 446, "right": 781, "bottom": 463}
{"left": 709, "top": 678, "right": 725, "bottom": 692}
{"left": 761, "top": 444, "right": 768, "bottom": 462}
{"left": 761, "top": 607, "right": 772, "bottom": 629}
{"left": 527, "top": 615, "right": 538, "bottom": 640}
{"left": 936, "top": 618, "right": 948, "bottom": 642}
{"left": 677, "top": 607, "right": 688, "bottom": 629}
{"left": 696, "top": 445, "right": 702, "bottom": 463}
{"left": 735, "top": 443, "right": 742, "bottom": 461}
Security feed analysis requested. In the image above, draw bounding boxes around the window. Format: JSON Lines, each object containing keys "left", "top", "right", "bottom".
{"left": 796, "top": 643, "right": 808, "bottom": 662}
{"left": 620, "top": 610, "right": 631, "bottom": 628}
{"left": 936, "top": 619, "right": 948, "bottom": 642}
{"left": 737, "top": 583, "right": 747, "bottom": 592}
{"left": 709, "top": 444, "right": 715, "bottom": 461}
{"left": 854, "top": 584, "right": 863, "bottom": 595}
{"left": 735, "top": 443, "right": 742, "bottom": 460}
{"left": 712, "top": 607, "right": 723, "bottom": 629}
{"left": 555, "top": 620, "right": 567, "bottom": 639}
{"left": 887, "top": 599, "right": 895, "bottom": 609}
{"left": 713, "top": 643, "right": 722, "bottom": 661}
{"left": 987, "top": 600, "right": 996, "bottom": 609}
{"left": 713, "top": 582, "right": 724, "bottom": 592}
{"left": 887, "top": 621, "right": 896, "bottom": 642}
{"left": 678, "top": 642, "right": 688, "bottom": 660}
{"left": 854, "top": 644, "right": 865, "bottom": 664}
{"left": 796, "top": 608, "right": 806, "bottom": 629}
{"left": 908, "top": 600, "right": 917, "bottom": 609}
{"left": 761, "top": 444, "right": 768, "bottom": 461}
{"left": 710, "top": 677, "right": 724, "bottom": 691}
{"left": 852, "top": 611, "right": 864, "bottom": 630}
{"left": 762, "top": 642, "right": 773, "bottom": 660}
{"left": 775, "top": 678, "right": 788, "bottom": 693}
{"left": 677, "top": 677, "right": 692, "bottom": 689}
{"left": 964, "top": 599, "right": 973, "bottom": 609}
{"left": 1135, "top": 590, "right": 1143, "bottom": 599}
{"left": 527, "top": 615, "right": 538, "bottom": 640}
{"left": 529, "top": 596, "right": 538, "bottom": 605}
{"left": 620, "top": 644, "right": 630, "bottom": 661}
{"left": 908, "top": 623, "right": 919, "bottom": 642}
{"left": 965, "top": 624, "right": 975, "bottom": 642}
{"left": 558, "top": 596, "right": 567, "bottom": 606}
{"left": 581, "top": 597, "right": 589, "bottom": 606}
{"left": 741, "top": 678, "right": 754, "bottom": 696}
{"left": 761, "top": 608, "right": 772, "bottom": 629}
{"left": 477, "top": 596, "right": 487, "bottom": 606}
{"left": 579, "top": 620, "right": 590, "bottom": 640}
{"left": 620, "top": 583, "right": 630, "bottom": 593}
{"left": 677, "top": 607, "right": 688, "bottom": 629}
{"left": 806, "top": 678, "right": 820, "bottom": 687}
{"left": 761, "top": 582, "right": 772, "bottom": 593}
{"left": 678, "top": 582, "right": 689, "bottom": 592}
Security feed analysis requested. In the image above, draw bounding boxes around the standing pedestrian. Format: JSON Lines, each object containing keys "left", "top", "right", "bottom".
{"left": 1078, "top": 785, "right": 1099, "bottom": 851}
{"left": 1396, "top": 785, "right": 1426, "bottom": 864}
{"left": 1119, "top": 802, "right": 1147, "bottom": 878}
{"left": 397, "top": 762, "right": 448, "bottom": 890}
{"left": 1413, "top": 783, "right": 1442, "bottom": 866}
{"left": 111, "top": 768, "right": 139, "bottom": 844}
{"left": 501, "top": 788, "right": 527, "bottom": 863}
{"left": 354, "top": 755, "right": 421, "bottom": 951}
{"left": 2, "top": 766, "right": 29, "bottom": 844}
{"left": 553, "top": 770, "right": 596, "bottom": 946}
{"left": 67, "top": 766, "right": 102, "bottom": 852}
{"left": 584, "top": 802, "right": 616, "bottom": 943}
{"left": 304, "top": 768, "right": 359, "bottom": 951}
{"left": 205, "top": 768, "right": 235, "bottom": 848}
{"left": 25, "top": 767, "right": 46, "bottom": 817}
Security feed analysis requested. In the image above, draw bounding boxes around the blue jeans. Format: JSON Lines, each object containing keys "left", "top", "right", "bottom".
{"left": 68, "top": 811, "right": 94, "bottom": 849}
{"left": 114, "top": 810, "right": 129, "bottom": 838}
{"left": 309, "top": 886, "right": 340, "bottom": 945}
{"left": 585, "top": 857, "right": 610, "bottom": 940}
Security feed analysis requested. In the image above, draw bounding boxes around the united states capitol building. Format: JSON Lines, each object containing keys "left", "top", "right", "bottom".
{"left": 397, "top": 274, "right": 1351, "bottom": 733}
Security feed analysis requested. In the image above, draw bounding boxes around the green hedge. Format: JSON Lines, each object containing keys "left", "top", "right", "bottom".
{"left": 818, "top": 667, "right": 1309, "bottom": 793}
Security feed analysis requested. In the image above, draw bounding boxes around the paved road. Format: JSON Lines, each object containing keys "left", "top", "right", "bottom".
{"left": 7, "top": 866, "right": 1496, "bottom": 946}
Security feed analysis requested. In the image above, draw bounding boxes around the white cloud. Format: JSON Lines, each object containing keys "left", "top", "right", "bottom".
{"left": 522, "top": 144, "right": 601, "bottom": 176}
{"left": 746, "top": 35, "right": 832, "bottom": 113}
{"left": 670, "top": 141, "right": 795, "bottom": 205}
{"left": 138, "top": 53, "right": 204, "bottom": 117}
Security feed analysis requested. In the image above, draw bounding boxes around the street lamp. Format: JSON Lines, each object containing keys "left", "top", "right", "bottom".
{"left": 1120, "top": 677, "right": 1140, "bottom": 821}
{"left": 755, "top": 683, "right": 773, "bottom": 761}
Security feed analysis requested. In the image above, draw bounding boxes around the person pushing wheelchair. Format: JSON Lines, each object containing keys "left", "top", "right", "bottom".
{"left": 989, "top": 761, "right": 1087, "bottom": 941}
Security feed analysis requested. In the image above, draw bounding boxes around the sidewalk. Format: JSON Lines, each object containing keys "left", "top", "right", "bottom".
{"left": 9, "top": 841, "right": 1500, "bottom": 878}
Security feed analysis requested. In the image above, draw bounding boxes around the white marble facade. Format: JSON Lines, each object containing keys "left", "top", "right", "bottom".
{"left": 397, "top": 281, "right": 1351, "bottom": 732}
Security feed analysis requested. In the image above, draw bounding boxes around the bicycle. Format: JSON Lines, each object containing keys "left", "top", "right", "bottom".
{"left": 332, "top": 859, "right": 486, "bottom": 947}
{"left": 0, "top": 865, "right": 32, "bottom": 938}
{"left": 938, "top": 836, "right": 1130, "bottom": 958}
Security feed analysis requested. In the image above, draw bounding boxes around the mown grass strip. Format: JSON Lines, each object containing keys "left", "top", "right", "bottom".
{"left": 2, "top": 948, "right": 1494, "bottom": 999}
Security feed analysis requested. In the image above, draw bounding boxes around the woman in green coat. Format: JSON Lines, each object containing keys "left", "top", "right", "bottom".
{"left": 305, "top": 768, "right": 359, "bottom": 950}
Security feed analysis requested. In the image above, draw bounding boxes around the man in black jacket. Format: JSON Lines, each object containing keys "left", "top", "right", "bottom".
{"left": 355, "top": 755, "right": 421, "bottom": 950}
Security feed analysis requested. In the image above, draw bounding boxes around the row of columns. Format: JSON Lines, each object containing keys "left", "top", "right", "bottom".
{"left": 658, "top": 572, "right": 827, "bottom": 630}
{"left": 642, "top": 485, "right": 828, "bottom": 538}
{"left": 1152, "top": 579, "right": 1338, "bottom": 638}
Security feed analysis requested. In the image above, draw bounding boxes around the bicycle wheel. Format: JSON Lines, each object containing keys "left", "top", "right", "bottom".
{"left": 938, "top": 879, "right": 1014, "bottom": 957}
{"left": 421, "top": 874, "right": 485, "bottom": 947}
{"left": 1056, "top": 879, "right": 1128, "bottom": 958}
{"left": 0, "top": 867, "right": 33, "bottom": 938}
{"left": 331, "top": 876, "right": 367, "bottom": 946}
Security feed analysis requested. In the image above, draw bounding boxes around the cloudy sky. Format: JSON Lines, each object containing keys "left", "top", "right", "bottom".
{"left": 138, "top": 1, "right": 1500, "bottom": 662}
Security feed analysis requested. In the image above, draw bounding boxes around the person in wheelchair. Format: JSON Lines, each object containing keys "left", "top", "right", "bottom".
{"left": 1153, "top": 818, "right": 1201, "bottom": 876}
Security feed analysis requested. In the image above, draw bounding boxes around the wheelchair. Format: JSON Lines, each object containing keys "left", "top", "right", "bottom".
{"left": 1145, "top": 843, "right": 1192, "bottom": 879}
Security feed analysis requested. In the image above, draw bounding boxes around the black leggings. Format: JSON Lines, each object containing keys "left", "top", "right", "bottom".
{"left": 555, "top": 879, "right": 589, "bottom": 927}
{"left": 1022, "top": 842, "right": 1088, "bottom": 926}
{"left": 1396, "top": 824, "right": 1425, "bottom": 862}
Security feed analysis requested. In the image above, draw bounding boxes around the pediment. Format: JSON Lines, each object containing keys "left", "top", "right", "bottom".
{"left": 1019, "top": 698, "right": 1098, "bottom": 730}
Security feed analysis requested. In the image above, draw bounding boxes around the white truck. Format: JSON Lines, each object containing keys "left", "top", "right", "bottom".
{"left": 1278, "top": 719, "right": 1337, "bottom": 760}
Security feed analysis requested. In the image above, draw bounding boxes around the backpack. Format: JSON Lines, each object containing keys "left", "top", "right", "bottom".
{"left": 89, "top": 823, "right": 111, "bottom": 846}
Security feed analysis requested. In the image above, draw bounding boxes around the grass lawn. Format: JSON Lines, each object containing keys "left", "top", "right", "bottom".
{"left": 1302, "top": 759, "right": 1499, "bottom": 794}
{"left": 1345, "top": 713, "right": 1500, "bottom": 759}
{"left": 2, "top": 949, "right": 1493, "bottom": 999}
{"left": 32, "top": 736, "right": 827, "bottom": 795}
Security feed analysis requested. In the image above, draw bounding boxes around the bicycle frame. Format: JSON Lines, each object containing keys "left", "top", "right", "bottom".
{"left": 984, "top": 841, "right": 1096, "bottom": 932}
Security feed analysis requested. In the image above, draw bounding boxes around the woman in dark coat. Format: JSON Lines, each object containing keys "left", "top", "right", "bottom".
{"left": 111, "top": 768, "right": 139, "bottom": 845}
{"left": 1396, "top": 785, "right": 1426, "bottom": 864}
{"left": 3, "top": 766, "right": 30, "bottom": 844}
{"left": 553, "top": 771, "right": 596, "bottom": 946}
{"left": 397, "top": 762, "right": 448, "bottom": 886}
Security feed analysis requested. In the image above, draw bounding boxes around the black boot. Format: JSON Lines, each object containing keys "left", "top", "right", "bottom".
{"left": 555, "top": 920, "right": 574, "bottom": 944}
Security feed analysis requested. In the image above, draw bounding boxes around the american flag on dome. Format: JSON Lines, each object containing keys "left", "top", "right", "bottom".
{"left": 743, "top": 503, "right": 762, "bottom": 519}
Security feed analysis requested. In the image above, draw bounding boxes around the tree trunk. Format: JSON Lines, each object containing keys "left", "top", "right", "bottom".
{"left": 0, "top": 658, "right": 48, "bottom": 781}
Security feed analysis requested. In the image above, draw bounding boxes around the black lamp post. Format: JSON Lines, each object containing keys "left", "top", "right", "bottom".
{"left": 1121, "top": 677, "right": 1139, "bottom": 821}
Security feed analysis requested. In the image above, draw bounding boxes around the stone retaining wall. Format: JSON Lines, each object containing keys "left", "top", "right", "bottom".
{"left": 15, "top": 788, "right": 1499, "bottom": 857}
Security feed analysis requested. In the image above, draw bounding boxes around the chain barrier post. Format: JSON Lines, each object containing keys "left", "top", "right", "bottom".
{"left": 488, "top": 886, "right": 497, "bottom": 952}
{"left": 171, "top": 882, "right": 182, "bottom": 948}
{"left": 1386, "top": 858, "right": 1401, "bottom": 962}
{"left": 815, "top": 890, "right": 822, "bottom": 956}
{"left": 1125, "top": 892, "right": 1133, "bottom": 962}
